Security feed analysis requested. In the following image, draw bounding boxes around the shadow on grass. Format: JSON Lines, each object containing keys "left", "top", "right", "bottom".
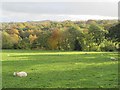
{"left": 8, "top": 53, "right": 116, "bottom": 63}
{"left": 2, "top": 53, "right": 118, "bottom": 73}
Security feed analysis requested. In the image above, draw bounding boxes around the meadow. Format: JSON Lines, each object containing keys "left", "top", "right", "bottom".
{"left": 2, "top": 50, "right": 118, "bottom": 88}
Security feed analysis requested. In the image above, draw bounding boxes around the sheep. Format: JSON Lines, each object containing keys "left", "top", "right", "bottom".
{"left": 13, "top": 71, "right": 27, "bottom": 77}
{"left": 110, "top": 57, "right": 117, "bottom": 61}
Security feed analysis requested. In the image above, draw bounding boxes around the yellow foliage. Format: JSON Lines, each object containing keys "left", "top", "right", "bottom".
{"left": 11, "top": 34, "right": 19, "bottom": 44}
{"left": 29, "top": 34, "right": 37, "bottom": 44}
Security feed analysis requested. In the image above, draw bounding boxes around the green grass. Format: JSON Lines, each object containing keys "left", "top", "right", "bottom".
{"left": 2, "top": 50, "right": 119, "bottom": 88}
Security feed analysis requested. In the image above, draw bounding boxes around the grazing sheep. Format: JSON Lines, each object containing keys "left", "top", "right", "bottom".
{"left": 13, "top": 71, "right": 27, "bottom": 77}
{"left": 110, "top": 57, "right": 117, "bottom": 61}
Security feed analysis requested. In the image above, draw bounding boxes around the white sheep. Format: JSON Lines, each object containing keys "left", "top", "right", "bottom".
{"left": 13, "top": 71, "right": 27, "bottom": 77}
{"left": 110, "top": 57, "right": 117, "bottom": 61}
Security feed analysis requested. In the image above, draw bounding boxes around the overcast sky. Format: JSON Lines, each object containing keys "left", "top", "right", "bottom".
{"left": 0, "top": 1, "right": 118, "bottom": 22}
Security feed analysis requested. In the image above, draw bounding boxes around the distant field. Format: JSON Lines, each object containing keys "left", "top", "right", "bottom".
{"left": 2, "top": 50, "right": 118, "bottom": 88}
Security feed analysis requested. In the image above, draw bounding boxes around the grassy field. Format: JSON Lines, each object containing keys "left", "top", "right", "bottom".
{"left": 2, "top": 50, "right": 118, "bottom": 88}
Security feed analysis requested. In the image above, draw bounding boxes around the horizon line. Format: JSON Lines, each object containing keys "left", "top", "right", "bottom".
{"left": 0, "top": 19, "right": 118, "bottom": 23}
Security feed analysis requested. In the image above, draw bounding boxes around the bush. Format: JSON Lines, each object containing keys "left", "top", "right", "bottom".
{"left": 99, "top": 40, "right": 116, "bottom": 51}
{"left": 89, "top": 43, "right": 100, "bottom": 51}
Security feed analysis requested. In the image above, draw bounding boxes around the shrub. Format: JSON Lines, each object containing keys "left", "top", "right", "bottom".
{"left": 89, "top": 43, "right": 100, "bottom": 51}
{"left": 99, "top": 40, "right": 116, "bottom": 51}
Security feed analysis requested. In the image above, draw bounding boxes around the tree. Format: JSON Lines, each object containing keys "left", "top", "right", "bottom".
{"left": 10, "top": 34, "right": 20, "bottom": 49}
{"left": 88, "top": 24, "right": 107, "bottom": 45}
{"left": 18, "top": 37, "right": 30, "bottom": 49}
{"left": 29, "top": 34, "right": 37, "bottom": 44}
{"left": 7, "top": 29, "right": 19, "bottom": 35}
{"left": 2, "top": 32, "right": 13, "bottom": 49}
{"left": 48, "top": 28, "right": 62, "bottom": 50}
{"left": 67, "top": 26, "right": 84, "bottom": 50}
{"left": 36, "top": 31, "right": 51, "bottom": 49}
{"left": 106, "top": 23, "right": 120, "bottom": 42}
{"left": 0, "top": 31, "right": 2, "bottom": 48}
{"left": 74, "top": 39, "right": 82, "bottom": 51}
{"left": 1, "top": 20, "right": 119, "bottom": 51}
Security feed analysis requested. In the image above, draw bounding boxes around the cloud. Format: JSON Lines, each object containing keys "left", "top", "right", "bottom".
{"left": 2, "top": 2, "right": 118, "bottom": 16}
{"left": 1, "top": 0, "right": 119, "bottom": 2}
{"left": 1, "top": 11, "right": 117, "bottom": 22}
{"left": 1, "top": 2, "right": 118, "bottom": 22}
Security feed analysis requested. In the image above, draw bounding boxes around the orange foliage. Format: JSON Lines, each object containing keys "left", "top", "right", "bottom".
{"left": 48, "top": 29, "right": 62, "bottom": 50}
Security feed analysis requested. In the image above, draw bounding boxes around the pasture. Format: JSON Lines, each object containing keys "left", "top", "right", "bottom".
{"left": 2, "top": 50, "right": 118, "bottom": 88}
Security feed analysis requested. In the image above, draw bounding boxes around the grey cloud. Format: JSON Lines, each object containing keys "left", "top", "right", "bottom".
{"left": 2, "top": 2, "right": 118, "bottom": 17}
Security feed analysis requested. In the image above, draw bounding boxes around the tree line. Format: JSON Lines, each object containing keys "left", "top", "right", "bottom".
{"left": 1, "top": 20, "right": 120, "bottom": 51}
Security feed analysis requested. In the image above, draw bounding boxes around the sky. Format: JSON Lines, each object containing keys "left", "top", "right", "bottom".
{"left": 0, "top": 0, "right": 119, "bottom": 22}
